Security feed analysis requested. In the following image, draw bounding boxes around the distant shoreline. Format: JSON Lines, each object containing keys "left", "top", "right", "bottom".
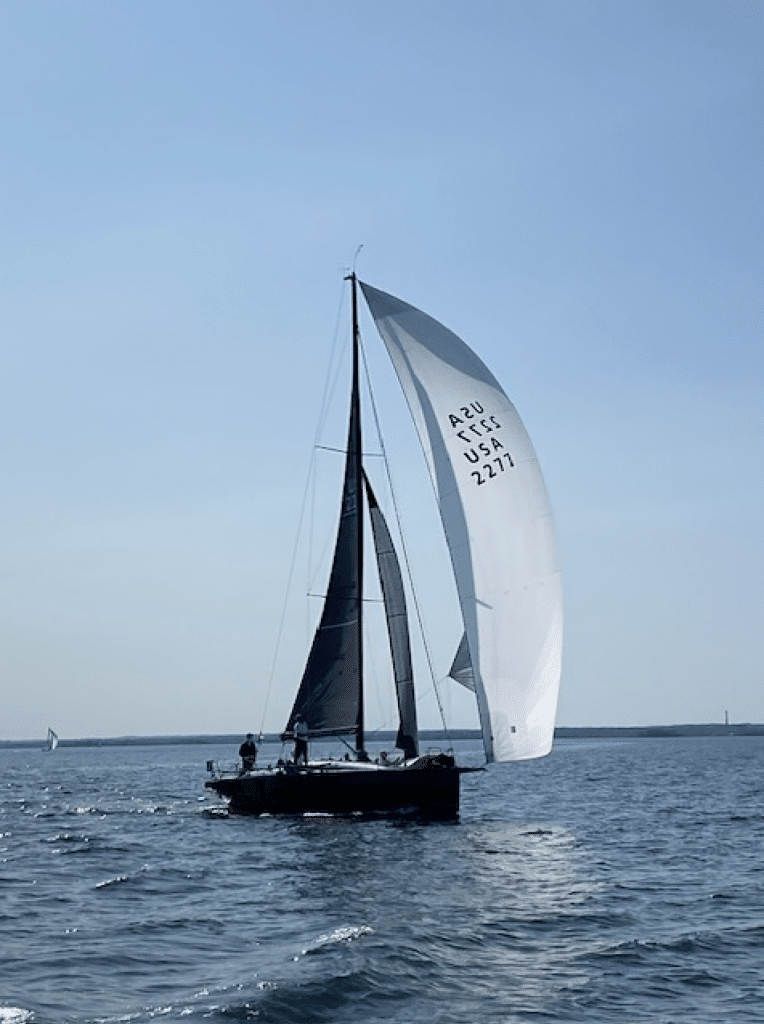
{"left": 2, "top": 723, "right": 763, "bottom": 749}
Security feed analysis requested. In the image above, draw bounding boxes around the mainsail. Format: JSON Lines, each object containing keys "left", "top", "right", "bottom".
{"left": 361, "top": 282, "right": 562, "bottom": 763}
{"left": 283, "top": 290, "right": 363, "bottom": 745}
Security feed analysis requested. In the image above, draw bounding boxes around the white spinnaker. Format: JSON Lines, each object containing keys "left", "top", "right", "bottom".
{"left": 361, "top": 282, "right": 562, "bottom": 763}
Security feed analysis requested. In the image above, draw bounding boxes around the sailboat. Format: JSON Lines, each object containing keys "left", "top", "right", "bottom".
{"left": 44, "top": 728, "right": 59, "bottom": 752}
{"left": 205, "top": 275, "right": 562, "bottom": 815}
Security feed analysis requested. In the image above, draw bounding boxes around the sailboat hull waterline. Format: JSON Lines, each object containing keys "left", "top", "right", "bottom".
{"left": 205, "top": 274, "right": 561, "bottom": 817}
{"left": 206, "top": 756, "right": 470, "bottom": 818}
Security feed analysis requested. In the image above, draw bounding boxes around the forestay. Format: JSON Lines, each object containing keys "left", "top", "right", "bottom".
{"left": 361, "top": 282, "right": 562, "bottom": 763}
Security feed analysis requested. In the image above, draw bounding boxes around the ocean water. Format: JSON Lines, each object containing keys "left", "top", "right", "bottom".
{"left": 1, "top": 736, "right": 763, "bottom": 1024}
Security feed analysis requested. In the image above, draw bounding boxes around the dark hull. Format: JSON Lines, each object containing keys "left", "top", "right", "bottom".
{"left": 205, "top": 760, "right": 463, "bottom": 817}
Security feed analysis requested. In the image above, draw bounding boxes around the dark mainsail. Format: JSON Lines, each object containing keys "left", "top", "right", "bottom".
{"left": 283, "top": 275, "right": 364, "bottom": 748}
{"left": 365, "top": 474, "right": 418, "bottom": 759}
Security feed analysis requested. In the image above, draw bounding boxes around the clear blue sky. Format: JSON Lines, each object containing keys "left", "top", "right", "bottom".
{"left": 1, "top": 0, "right": 761, "bottom": 740}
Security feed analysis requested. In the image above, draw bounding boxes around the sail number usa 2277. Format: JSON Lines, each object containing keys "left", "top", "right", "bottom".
{"left": 448, "top": 402, "right": 514, "bottom": 486}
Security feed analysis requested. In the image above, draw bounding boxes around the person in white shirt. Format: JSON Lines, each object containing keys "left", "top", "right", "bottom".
{"left": 293, "top": 717, "right": 309, "bottom": 765}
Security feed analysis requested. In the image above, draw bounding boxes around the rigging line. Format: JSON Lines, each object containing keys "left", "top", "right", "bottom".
{"left": 338, "top": 735, "right": 357, "bottom": 754}
{"left": 358, "top": 334, "right": 452, "bottom": 741}
{"left": 315, "top": 331, "right": 350, "bottom": 443}
{"left": 316, "top": 444, "right": 384, "bottom": 456}
{"left": 307, "top": 278, "right": 356, "bottom": 598}
{"left": 306, "top": 281, "right": 354, "bottom": 648}
{"left": 314, "top": 282, "right": 351, "bottom": 445}
{"left": 259, "top": 279, "right": 349, "bottom": 736}
{"left": 259, "top": 444, "right": 319, "bottom": 737}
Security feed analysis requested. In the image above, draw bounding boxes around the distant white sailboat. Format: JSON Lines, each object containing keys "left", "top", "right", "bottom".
{"left": 44, "top": 728, "right": 59, "bottom": 752}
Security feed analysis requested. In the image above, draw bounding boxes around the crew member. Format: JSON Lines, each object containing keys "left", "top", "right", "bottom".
{"left": 293, "top": 716, "right": 309, "bottom": 765}
{"left": 238, "top": 733, "right": 258, "bottom": 773}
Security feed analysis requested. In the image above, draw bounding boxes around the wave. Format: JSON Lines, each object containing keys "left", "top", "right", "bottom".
{"left": 585, "top": 922, "right": 764, "bottom": 964}
{"left": 0, "top": 1010, "right": 33, "bottom": 1024}
{"left": 95, "top": 874, "right": 130, "bottom": 889}
{"left": 200, "top": 967, "right": 406, "bottom": 1024}
{"left": 299, "top": 925, "right": 374, "bottom": 957}
{"left": 42, "top": 831, "right": 91, "bottom": 844}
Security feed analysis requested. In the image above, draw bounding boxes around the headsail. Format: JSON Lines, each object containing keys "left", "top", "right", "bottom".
{"left": 364, "top": 473, "right": 418, "bottom": 759}
{"left": 361, "top": 282, "right": 562, "bottom": 763}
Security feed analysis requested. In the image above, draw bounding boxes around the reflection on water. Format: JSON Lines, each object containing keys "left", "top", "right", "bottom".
{"left": 465, "top": 821, "right": 604, "bottom": 919}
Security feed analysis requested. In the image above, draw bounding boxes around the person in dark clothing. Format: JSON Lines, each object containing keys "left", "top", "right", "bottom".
{"left": 293, "top": 717, "right": 309, "bottom": 765}
{"left": 239, "top": 733, "right": 258, "bottom": 773}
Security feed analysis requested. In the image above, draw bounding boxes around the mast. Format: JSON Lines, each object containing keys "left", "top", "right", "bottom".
{"left": 349, "top": 272, "right": 365, "bottom": 755}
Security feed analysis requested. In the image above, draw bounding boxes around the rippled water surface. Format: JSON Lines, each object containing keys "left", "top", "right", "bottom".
{"left": 1, "top": 736, "right": 763, "bottom": 1023}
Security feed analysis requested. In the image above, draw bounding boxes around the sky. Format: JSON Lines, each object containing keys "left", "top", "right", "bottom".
{"left": 1, "top": 0, "right": 762, "bottom": 741}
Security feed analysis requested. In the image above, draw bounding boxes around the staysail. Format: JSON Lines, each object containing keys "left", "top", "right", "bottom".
{"left": 361, "top": 282, "right": 562, "bottom": 763}
{"left": 364, "top": 473, "right": 418, "bottom": 759}
{"left": 448, "top": 633, "right": 475, "bottom": 692}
